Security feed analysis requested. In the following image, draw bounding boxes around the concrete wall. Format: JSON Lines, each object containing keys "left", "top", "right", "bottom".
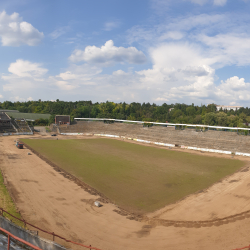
{"left": 59, "top": 121, "right": 250, "bottom": 153}
{"left": 0, "top": 216, "right": 69, "bottom": 250}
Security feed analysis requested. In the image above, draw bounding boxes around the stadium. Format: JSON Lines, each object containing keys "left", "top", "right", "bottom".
{"left": 1, "top": 115, "right": 250, "bottom": 250}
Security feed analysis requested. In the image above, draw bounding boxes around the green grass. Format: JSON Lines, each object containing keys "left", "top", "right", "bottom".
{"left": 0, "top": 170, "right": 23, "bottom": 227}
{"left": 22, "top": 138, "right": 245, "bottom": 214}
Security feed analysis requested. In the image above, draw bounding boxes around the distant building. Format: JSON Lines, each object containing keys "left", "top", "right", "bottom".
{"left": 169, "top": 108, "right": 174, "bottom": 112}
{"left": 216, "top": 105, "right": 242, "bottom": 111}
{"left": 55, "top": 115, "right": 70, "bottom": 125}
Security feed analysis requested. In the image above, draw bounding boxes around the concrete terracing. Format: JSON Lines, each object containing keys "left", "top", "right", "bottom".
{"left": 59, "top": 121, "right": 250, "bottom": 154}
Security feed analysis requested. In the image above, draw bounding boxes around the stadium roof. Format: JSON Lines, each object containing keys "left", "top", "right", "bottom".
{"left": 0, "top": 109, "right": 19, "bottom": 112}
{"left": 5, "top": 112, "right": 51, "bottom": 121}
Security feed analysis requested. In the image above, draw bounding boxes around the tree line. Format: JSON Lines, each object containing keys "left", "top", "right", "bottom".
{"left": 1, "top": 100, "right": 250, "bottom": 127}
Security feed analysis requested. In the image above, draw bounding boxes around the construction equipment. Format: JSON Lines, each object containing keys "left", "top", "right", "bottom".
{"left": 15, "top": 141, "right": 24, "bottom": 149}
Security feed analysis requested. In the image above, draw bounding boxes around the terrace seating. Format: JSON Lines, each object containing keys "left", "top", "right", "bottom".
{"left": 59, "top": 121, "right": 250, "bottom": 154}
{"left": 0, "top": 112, "right": 10, "bottom": 120}
{"left": 14, "top": 119, "right": 32, "bottom": 133}
{"left": 0, "top": 122, "right": 16, "bottom": 133}
{"left": 11, "top": 119, "right": 19, "bottom": 131}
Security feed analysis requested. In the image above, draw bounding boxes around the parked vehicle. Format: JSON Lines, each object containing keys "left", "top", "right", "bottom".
{"left": 15, "top": 141, "right": 24, "bottom": 149}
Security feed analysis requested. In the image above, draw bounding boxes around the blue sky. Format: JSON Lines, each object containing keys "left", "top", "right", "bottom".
{"left": 1, "top": 0, "right": 250, "bottom": 106}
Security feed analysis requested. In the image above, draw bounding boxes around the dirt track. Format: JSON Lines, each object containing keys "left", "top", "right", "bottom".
{"left": 1, "top": 134, "right": 250, "bottom": 250}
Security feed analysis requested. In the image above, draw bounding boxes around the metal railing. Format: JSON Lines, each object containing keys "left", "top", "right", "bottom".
{"left": 0, "top": 226, "right": 42, "bottom": 250}
{"left": 75, "top": 118, "right": 250, "bottom": 132}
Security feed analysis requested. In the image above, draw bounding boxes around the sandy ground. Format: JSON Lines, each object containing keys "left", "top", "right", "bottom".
{"left": 1, "top": 134, "right": 250, "bottom": 250}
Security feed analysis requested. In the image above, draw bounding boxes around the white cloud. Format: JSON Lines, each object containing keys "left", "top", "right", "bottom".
{"left": 57, "top": 71, "right": 77, "bottom": 80}
{"left": 69, "top": 40, "right": 147, "bottom": 66}
{"left": 0, "top": 11, "right": 44, "bottom": 46}
{"left": 197, "top": 34, "right": 250, "bottom": 67}
{"left": 128, "top": 13, "right": 250, "bottom": 69}
{"left": 149, "top": 43, "right": 206, "bottom": 69}
{"left": 1, "top": 60, "right": 49, "bottom": 100}
{"left": 104, "top": 21, "right": 120, "bottom": 31}
{"left": 12, "top": 96, "right": 34, "bottom": 102}
{"left": 125, "top": 11, "right": 250, "bottom": 105}
{"left": 46, "top": 63, "right": 102, "bottom": 91}
{"left": 55, "top": 81, "right": 77, "bottom": 91}
{"left": 136, "top": 42, "right": 250, "bottom": 104}
{"left": 213, "top": 0, "right": 227, "bottom": 5}
{"left": 134, "top": 40, "right": 218, "bottom": 104}
{"left": 3, "top": 9, "right": 250, "bottom": 106}
{"left": 127, "top": 13, "right": 226, "bottom": 44}
{"left": 188, "top": 0, "right": 208, "bottom": 5}
{"left": 1, "top": 59, "right": 104, "bottom": 100}
{"left": 56, "top": 64, "right": 102, "bottom": 81}
{"left": 50, "top": 26, "right": 70, "bottom": 39}
{"left": 151, "top": 0, "right": 229, "bottom": 11}
{"left": 2, "top": 57, "right": 250, "bottom": 106}
{"left": 215, "top": 76, "right": 250, "bottom": 103}
{"left": 5, "top": 59, "right": 48, "bottom": 78}
{"left": 159, "top": 31, "right": 184, "bottom": 41}
{"left": 13, "top": 96, "right": 25, "bottom": 101}
{"left": 218, "top": 76, "right": 248, "bottom": 91}
{"left": 185, "top": 0, "right": 227, "bottom": 5}
{"left": 167, "top": 13, "right": 226, "bottom": 32}
{"left": 0, "top": 94, "right": 3, "bottom": 98}
{"left": 134, "top": 30, "right": 250, "bottom": 105}
{"left": 112, "top": 70, "right": 129, "bottom": 76}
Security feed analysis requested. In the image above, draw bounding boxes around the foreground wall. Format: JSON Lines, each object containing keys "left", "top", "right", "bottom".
{"left": 0, "top": 216, "right": 68, "bottom": 250}
{"left": 59, "top": 121, "right": 250, "bottom": 154}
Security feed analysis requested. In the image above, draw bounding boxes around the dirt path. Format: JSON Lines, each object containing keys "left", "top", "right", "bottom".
{"left": 1, "top": 135, "right": 250, "bottom": 250}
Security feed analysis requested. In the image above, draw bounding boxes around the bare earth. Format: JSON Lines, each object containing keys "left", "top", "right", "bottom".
{"left": 1, "top": 134, "right": 250, "bottom": 250}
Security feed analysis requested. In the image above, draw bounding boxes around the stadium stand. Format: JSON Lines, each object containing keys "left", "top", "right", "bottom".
{"left": 14, "top": 119, "right": 32, "bottom": 133}
{"left": 49, "top": 124, "right": 60, "bottom": 133}
{"left": 59, "top": 120, "right": 250, "bottom": 154}
{"left": 0, "top": 112, "right": 32, "bottom": 134}
{"left": 0, "top": 112, "right": 16, "bottom": 133}
{"left": 0, "top": 231, "right": 28, "bottom": 250}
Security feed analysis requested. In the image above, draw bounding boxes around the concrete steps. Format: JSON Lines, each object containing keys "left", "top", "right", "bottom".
{"left": 59, "top": 121, "right": 250, "bottom": 153}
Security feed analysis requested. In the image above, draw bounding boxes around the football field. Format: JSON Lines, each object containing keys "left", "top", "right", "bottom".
{"left": 21, "top": 138, "right": 244, "bottom": 214}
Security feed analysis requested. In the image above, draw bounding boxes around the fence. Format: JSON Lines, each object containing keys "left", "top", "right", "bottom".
{"left": 0, "top": 226, "right": 42, "bottom": 250}
{"left": 0, "top": 208, "right": 101, "bottom": 250}
{"left": 232, "top": 244, "right": 250, "bottom": 250}
{"left": 0, "top": 132, "right": 33, "bottom": 136}
{"left": 0, "top": 215, "right": 67, "bottom": 250}
{"left": 74, "top": 118, "right": 250, "bottom": 132}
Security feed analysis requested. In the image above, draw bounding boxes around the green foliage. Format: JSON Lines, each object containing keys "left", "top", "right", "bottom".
{"left": 45, "top": 127, "right": 51, "bottom": 132}
{"left": 0, "top": 170, "right": 23, "bottom": 227}
{"left": 1, "top": 100, "right": 250, "bottom": 127}
{"left": 34, "top": 118, "right": 49, "bottom": 126}
{"left": 143, "top": 122, "right": 153, "bottom": 127}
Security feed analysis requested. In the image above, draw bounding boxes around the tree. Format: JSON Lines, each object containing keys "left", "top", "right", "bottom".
{"left": 216, "top": 112, "right": 227, "bottom": 126}
{"left": 204, "top": 112, "right": 216, "bottom": 125}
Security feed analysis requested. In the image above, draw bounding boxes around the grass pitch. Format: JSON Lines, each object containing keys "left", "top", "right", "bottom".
{"left": 0, "top": 170, "right": 23, "bottom": 226}
{"left": 22, "top": 138, "right": 244, "bottom": 214}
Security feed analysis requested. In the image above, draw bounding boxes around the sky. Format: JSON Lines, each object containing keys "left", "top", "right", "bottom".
{"left": 1, "top": 0, "right": 250, "bottom": 106}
